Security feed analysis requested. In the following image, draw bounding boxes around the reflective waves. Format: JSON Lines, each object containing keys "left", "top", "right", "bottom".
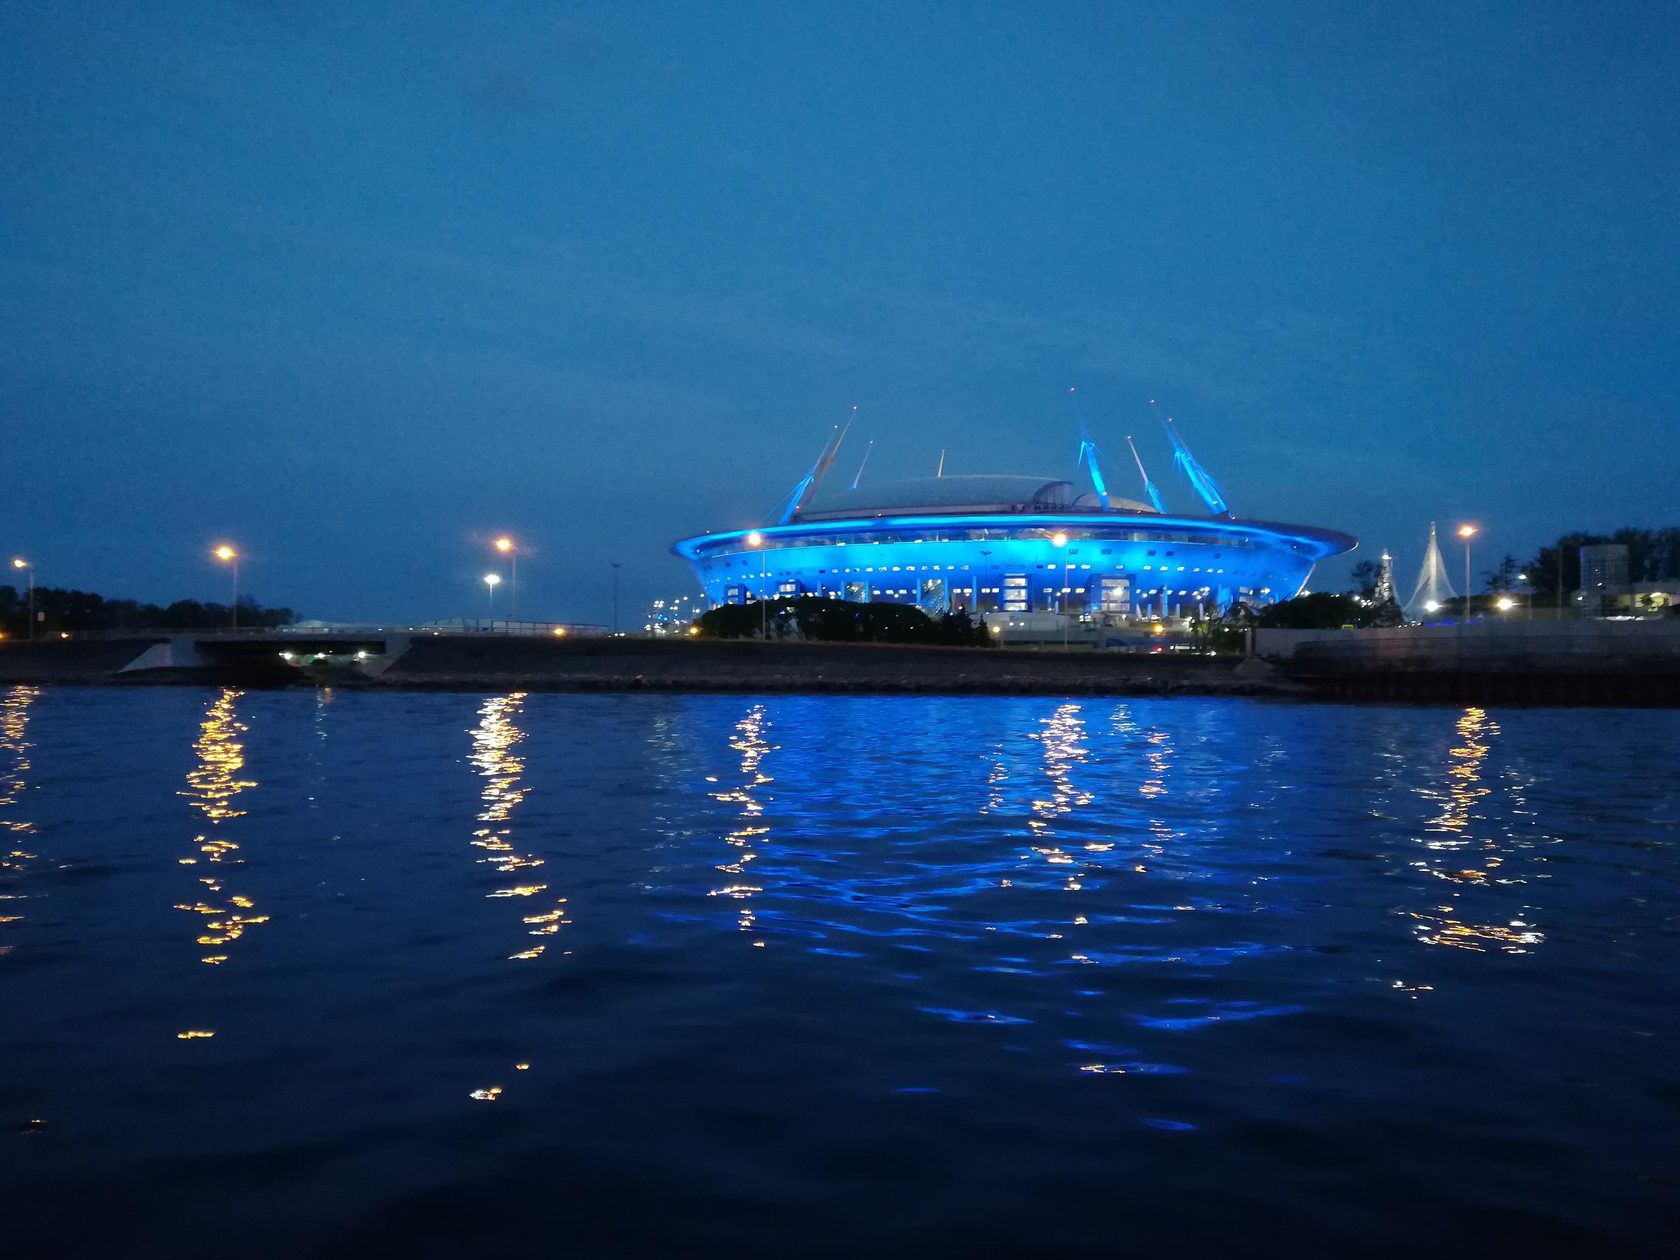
{"left": 1, "top": 691, "right": 1678, "bottom": 1256}
{"left": 176, "top": 689, "right": 266, "bottom": 968}
{"left": 0, "top": 686, "right": 40, "bottom": 943}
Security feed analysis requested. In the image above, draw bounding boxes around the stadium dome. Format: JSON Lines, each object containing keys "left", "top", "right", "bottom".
{"left": 672, "top": 425, "right": 1355, "bottom": 622}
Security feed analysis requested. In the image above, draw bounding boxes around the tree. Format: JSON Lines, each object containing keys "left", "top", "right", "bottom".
{"left": 1255, "top": 592, "right": 1379, "bottom": 629}
{"left": 1484, "top": 553, "right": 1521, "bottom": 593}
{"left": 1349, "top": 559, "right": 1380, "bottom": 598}
{"left": 0, "top": 585, "right": 294, "bottom": 638}
{"left": 695, "top": 596, "right": 985, "bottom": 646}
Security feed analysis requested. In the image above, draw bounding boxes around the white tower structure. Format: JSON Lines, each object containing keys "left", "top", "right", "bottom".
{"left": 1404, "top": 522, "right": 1457, "bottom": 621}
{"left": 1374, "top": 550, "right": 1397, "bottom": 606}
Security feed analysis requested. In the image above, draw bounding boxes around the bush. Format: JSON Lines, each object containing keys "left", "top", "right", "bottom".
{"left": 695, "top": 597, "right": 988, "bottom": 646}
{"left": 1254, "top": 592, "right": 1378, "bottom": 629}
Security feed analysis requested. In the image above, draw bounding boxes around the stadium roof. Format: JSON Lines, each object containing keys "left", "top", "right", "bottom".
{"left": 798, "top": 474, "right": 1157, "bottom": 522}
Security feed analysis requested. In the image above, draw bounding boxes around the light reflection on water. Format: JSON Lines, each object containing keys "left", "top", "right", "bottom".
{"left": 709, "top": 702, "right": 774, "bottom": 942}
{"left": 1407, "top": 707, "right": 1547, "bottom": 954}
{"left": 0, "top": 685, "right": 40, "bottom": 940}
{"left": 465, "top": 693, "right": 567, "bottom": 1100}
{"left": 469, "top": 692, "right": 568, "bottom": 959}
{"left": 1, "top": 691, "right": 1677, "bottom": 1253}
{"left": 175, "top": 688, "right": 266, "bottom": 966}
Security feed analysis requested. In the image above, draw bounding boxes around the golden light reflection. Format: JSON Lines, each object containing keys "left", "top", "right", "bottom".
{"left": 176, "top": 689, "right": 266, "bottom": 964}
{"left": 1407, "top": 707, "right": 1545, "bottom": 954}
{"left": 1027, "top": 704, "right": 1093, "bottom": 893}
{"left": 0, "top": 686, "right": 41, "bottom": 938}
{"left": 0, "top": 685, "right": 38, "bottom": 831}
{"left": 460, "top": 693, "right": 565, "bottom": 1103}
{"left": 709, "top": 704, "right": 773, "bottom": 941}
{"left": 470, "top": 693, "right": 568, "bottom": 959}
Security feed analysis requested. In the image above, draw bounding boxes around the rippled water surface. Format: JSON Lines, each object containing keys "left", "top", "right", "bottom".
{"left": 3, "top": 686, "right": 1679, "bottom": 1255}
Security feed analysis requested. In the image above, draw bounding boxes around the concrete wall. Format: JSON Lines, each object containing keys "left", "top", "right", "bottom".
{"left": 1257, "top": 618, "right": 1680, "bottom": 665}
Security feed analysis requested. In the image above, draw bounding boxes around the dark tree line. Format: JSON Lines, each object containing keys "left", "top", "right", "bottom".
{"left": 0, "top": 585, "right": 294, "bottom": 638}
{"left": 1254, "top": 592, "right": 1394, "bottom": 630}
{"left": 1515, "top": 528, "right": 1680, "bottom": 606}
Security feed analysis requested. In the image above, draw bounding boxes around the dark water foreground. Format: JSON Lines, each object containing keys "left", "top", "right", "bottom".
{"left": 2, "top": 687, "right": 1678, "bottom": 1256}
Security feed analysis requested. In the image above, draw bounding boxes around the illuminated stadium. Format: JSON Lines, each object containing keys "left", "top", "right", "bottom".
{"left": 672, "top": 419, "right": 1356, "bottom": 623}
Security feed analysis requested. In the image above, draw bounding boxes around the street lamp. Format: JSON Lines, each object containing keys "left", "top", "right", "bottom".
{"left": 1517, "top": 572, "right": 1531, "bottom": 620}
{"left": 483, "top": 571, "right": 501, "bottom": 624}
{"left": 610, "top": 561, "right": 622, "bottom": 634}
{"left": 1051, "top": 531, "right": 1071, "bottom": 648}
{"left": 1456, "top": 525, "right": 1477, "bottom": 623}
{"left": 10, "top": 558, "right": 33, "bottom": 641}
{"left": 212, "top": 545, "right": 239, "bottom": 630}
{"left": 745, "top": 531, "right": 768, "bottom": 639}
{"left": 493, "top": 536, "right": 517, "bottom": 622}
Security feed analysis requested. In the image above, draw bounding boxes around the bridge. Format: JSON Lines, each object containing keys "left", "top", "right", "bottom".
{"left": 0, "top": 622, "right": 611, "bottom": 685}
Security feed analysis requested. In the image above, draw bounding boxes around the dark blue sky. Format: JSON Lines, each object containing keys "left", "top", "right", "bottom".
{"left": 5, "top": 2, "right": 1675, "bottom": 624}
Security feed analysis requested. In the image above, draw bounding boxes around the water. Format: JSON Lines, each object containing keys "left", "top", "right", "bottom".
{"left": 3, "top": 686, "right": 1678, "bottom": 1255}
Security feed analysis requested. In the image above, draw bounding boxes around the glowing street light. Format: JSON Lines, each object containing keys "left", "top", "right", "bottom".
{"left": 1051, "top": 532, "right": 1071, "bottom": 648}
{"left": 483, "top": 571, "right": 502, "bottom": 623}
{"left": 745, "top": 531, "right": 768, "bottom": 638}
{"left": 10, "top": 557, "right": 34, "bottom": 641}
{"left": 212, "top": 545, "right": 239, "bottom": 629}
{"left": 1456, "top": 525, "right": 1477, "bottom": 623}
{"left": 1496, "top": 596, "right": 1515, "bottom": 612}
{"left": 493, "top": 536, "right": 518, "bottom": 621}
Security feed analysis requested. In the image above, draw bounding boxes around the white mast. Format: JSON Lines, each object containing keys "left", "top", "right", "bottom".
{"left": 1404, "top": 523, "right": 1458, "bottom": 620}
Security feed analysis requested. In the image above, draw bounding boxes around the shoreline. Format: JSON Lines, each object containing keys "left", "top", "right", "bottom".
{"left": 2, "top": 635, "right": 1675, "bottom": 705}
{"left": 0, "top": 635, "right": 1301, "bottom": 697}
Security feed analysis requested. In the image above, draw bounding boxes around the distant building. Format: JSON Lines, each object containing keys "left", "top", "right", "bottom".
{"left": 1579, "top": 543, "right": 1631, "bottom": 617}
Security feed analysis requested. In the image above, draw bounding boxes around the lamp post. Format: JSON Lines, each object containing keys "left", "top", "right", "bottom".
{"left": 1456, "top": 525, "right": 1477, "bottom": 623}
{"left": 213, "top": 545, "right": 239, "bottom": 630}
{"left": 1051, "top": 532, "right": 1070, "bottom": 649}
{"left": 610, "top": 561, "right": 622, "bottom": 634}
{"left": 483, "top": 572, "right": 501, "bottom": 625}
{"left": 494, "top": 536, "right": 517, "bottom": 622}
{"left": 1517, "top": 572, "right": 1531, "bottom": 620}
{"left": 745, "top": 532, "right": 767, "bottom": 639}
{"left": 10, "top": 558, "right": 33, "bottom": 640}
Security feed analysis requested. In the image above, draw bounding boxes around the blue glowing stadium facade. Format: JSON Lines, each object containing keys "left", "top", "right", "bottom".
{"left": 672, "top": 429, "right": 1355, "bottom": 622}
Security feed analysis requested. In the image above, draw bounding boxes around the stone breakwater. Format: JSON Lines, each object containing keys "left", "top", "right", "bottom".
{"left": 0, "top": 636, "right": 1300, "bottom": 698}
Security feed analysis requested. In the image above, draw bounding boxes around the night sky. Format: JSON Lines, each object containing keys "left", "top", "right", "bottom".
{"left": 4, "top": 2, "right": 1675, "bottom": 625}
